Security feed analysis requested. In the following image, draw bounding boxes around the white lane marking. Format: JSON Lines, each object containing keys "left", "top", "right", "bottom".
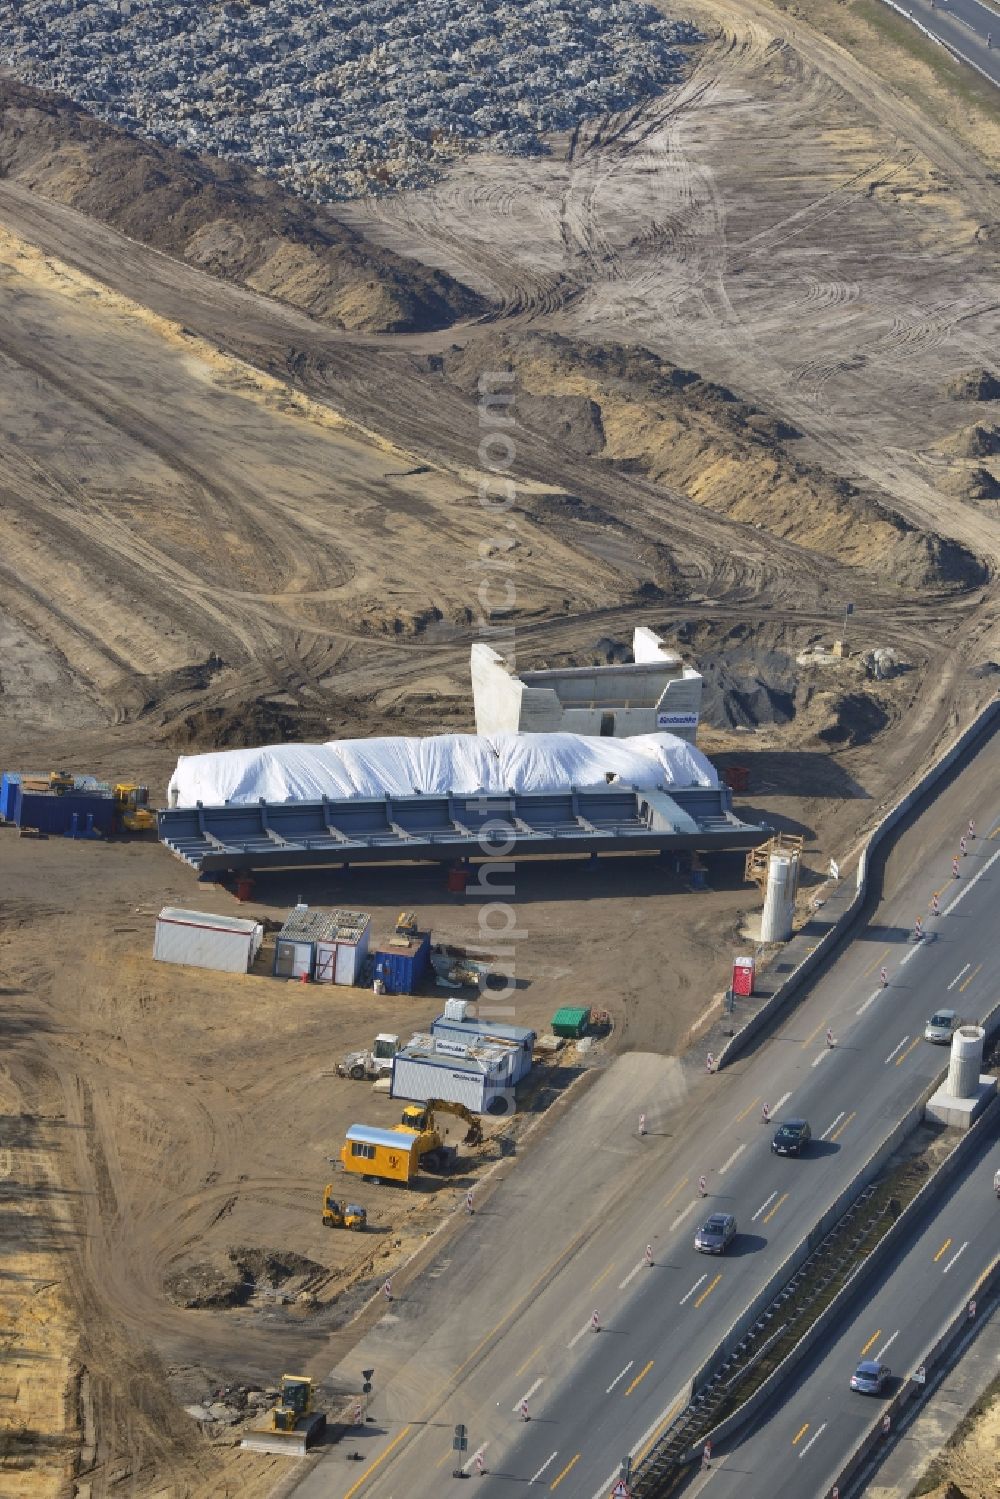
{"left": 798, "top": 1421, "right": 827, "bottom": 1457}
{"left": 877, "top": 1330, "right": 899, "bottom": 1360}
{"left": 942, "top": 1241, "right": 969, "bottom": 1274}
{"left": 900, "top": 944, "right": 920, "bottom": 967}
{"left": 884, "top": 1036, "right": 910, "bottom": 1064}
{"left": 606, "top": 1361, "right": 634, "bottom": 1394}
{"left": 673, "top": 1201, "right": 698, "bottom": 1227}
{"left": 821, "top": 1112, "right": 845, "bottom": 1140}
{"left": 679, "top": 1274, "right": 708, "bottom": 1305}
{"left": 811, "top": 1050, "right": 828, "bottom": 1068}
{"left": 774, "top": 1091, "right": 792, "bottom": 1113}
{"left": 512, "top": 1377, "right": 543, "bottom": 1412}
{"left": 857, "top": 988, "right": 881, "bottom": 1016}
{"left": 719, "top": 1143, "right": 746, "bottom": 1175}
{"left": 568, "top": 1319, "right": 595, "bottom": 1349}
{"left": 751, "top": 1192, "right": 777, "bottom": 1223}
{"left": 947, "top": 963, "right": 971, "bottom": 991}
{"left": 619, "top": 1260, "right": 647, "bottom": 1290}
{"left": 530, "top": 1452, "right": 558, "bottom": 1485}
{"left": 944, "top": 849, "right": 1000, "bottom": 914}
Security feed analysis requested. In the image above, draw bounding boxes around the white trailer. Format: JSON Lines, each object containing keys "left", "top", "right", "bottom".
{"left": 153, "top": 907, "right": 263, "bottom": 975}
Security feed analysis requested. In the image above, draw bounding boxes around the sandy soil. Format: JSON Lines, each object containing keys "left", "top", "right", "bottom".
{"left": 0, "top": 0, "right": 999, "bottom": 1491}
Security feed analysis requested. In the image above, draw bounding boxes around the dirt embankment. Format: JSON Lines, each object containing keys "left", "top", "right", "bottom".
{"left": 440, "top": 332, "right": 986, "bottom": 592}
{"left": 0, "top": 76, "right": 485, "bottom": 334}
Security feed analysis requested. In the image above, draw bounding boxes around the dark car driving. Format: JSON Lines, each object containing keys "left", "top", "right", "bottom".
{"left": 850, "top": 1360, "right": 891, "bottom": 1395}
{"left": 771, "top": 1119, "right": 811, "bottom": 1156}
{"left": 694, "top": 1212, "right": 738, "bottom": 1255}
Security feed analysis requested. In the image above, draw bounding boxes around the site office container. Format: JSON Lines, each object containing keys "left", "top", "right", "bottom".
{"left": 372, "top": 932, "right": 431, "bottom": 995}
{"left": 314, "top": 919, "right": 371, "bottom": 986}
{"left": 390, "top": 1048, "right": 508, "bottom": 1114}
{"left": 154, "top": 907, "right": 264, "bottom": 974}
{"left": 430, "top": 1015, "right": 536, "bottom": 1085}
{"left": 340, "top": 1124, "right": 420, "bottom": 1184}
{"left": 273, "top": 938, "right": 314, "bottom": 979}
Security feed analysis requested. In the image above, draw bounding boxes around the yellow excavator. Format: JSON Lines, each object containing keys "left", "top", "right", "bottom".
{"left": 321, "top": 1190, "right": 367, "bottom": 1230}
{"left": 398, "top": 1099, "right": 483, "bottom": 1174}
{"left": 113, "top": 783, "right": 157, "bottom": 833}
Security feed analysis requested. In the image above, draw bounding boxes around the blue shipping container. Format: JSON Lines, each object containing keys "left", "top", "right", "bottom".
{"left": 373, "top": 933, "right": 431, "bottom": 995}
{"left": 14, "top": 789, "right": 115, "bottom": 836}
{"left": 0, "top": 772, "right": 21, "bottom": 822}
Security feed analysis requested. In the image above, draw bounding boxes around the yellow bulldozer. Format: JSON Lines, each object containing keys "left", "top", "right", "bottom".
{"left": 271, "top": 1374, "right": 315, "bottom": 1432}
{"left": 113, "top": 783, "right": 157, "bottom": 833}
{"left": 321, "top": 1190, "right": 367, "bottom": 1230}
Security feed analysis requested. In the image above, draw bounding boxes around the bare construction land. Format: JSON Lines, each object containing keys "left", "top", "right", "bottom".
{"left": 1, "top": 0, "right": 999, "bottom": 1492}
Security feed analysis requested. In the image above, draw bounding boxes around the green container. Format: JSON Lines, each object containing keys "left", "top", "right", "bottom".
{"left": 551, "top": 1006, "right": 591, "bottom": 1039}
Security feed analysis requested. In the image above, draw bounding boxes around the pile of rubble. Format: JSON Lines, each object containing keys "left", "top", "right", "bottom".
{"left": 0, "top": 1, "right": 698, "bottom": 200}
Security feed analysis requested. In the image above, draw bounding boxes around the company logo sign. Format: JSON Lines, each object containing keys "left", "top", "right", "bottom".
{"left": 656, "top": 712, "right": 699, "bottom": 729}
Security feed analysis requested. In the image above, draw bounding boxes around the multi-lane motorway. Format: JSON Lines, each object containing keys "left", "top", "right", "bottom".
{"left": 698, "top": 1123, "right": 1000, "bottom": 1498}
{"left": 884, "top": 0, "right": 1000, "bottom": 88}
{"left": 303, "top": 728, "right": 998, "bottom": 1499}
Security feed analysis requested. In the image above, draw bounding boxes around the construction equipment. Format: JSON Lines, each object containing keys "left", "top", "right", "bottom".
{"left": 321, "top": 1190, "right": 367, "bottom": 1230}
{"left": 241, "top": 1374, "right": 326, "bottom": 1455}
{"left": 400, "top": 1099, "right": 484, "bottom": 1159}
{"left": 394, "top": 910, "right": 419, "bottom": 939}
{"left": 113, "top": 783, "right": 157, "bottom": 833}
{"left": 337, "top": 1032, "right": 400, "bottom": 1081}
{"left": 340, "top": 1099, "right": 483, "bottom": 1185}
{"left": 21, "top": 770, "right": 75, "bottom": 794}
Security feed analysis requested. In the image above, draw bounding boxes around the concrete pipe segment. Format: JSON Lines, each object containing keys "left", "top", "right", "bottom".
{"left": 947, "top": 1025, "right": 986, "bottom": 1100}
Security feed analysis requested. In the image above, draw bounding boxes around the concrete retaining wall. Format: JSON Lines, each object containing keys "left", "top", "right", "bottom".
{"left": 718, "top": 698, "right": 999, "bottom": 1070}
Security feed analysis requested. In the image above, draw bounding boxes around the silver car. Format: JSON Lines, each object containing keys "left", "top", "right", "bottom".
{"left": 924, "top": 1009, "right": 959, "bottom": 1044}
{"left": 850, "top": 1360, "right": 891, "bottom": 1395}
{"left": 694, "top": 1213, "right": 737, "bottom": 1255}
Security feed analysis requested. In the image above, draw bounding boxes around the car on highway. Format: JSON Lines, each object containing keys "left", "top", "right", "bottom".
{"left": 850, "top": 1360, "right": 891, "bottom": 1395}
{"left": 924, "top": 1009, "right": 960, "bottom": 1044}
{"left": 771, "top": 1119, "right": 811, "bottom": 1156}
{"left": 694, "top": 1212, "right": 737, "bottom": 1255}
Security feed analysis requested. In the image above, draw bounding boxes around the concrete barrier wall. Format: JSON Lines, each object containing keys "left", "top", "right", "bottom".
{"left": 718, "top": 698, "right": 999, "bottom": 1069}
{"left": 701, "top": 1090, "right": 1000, "bottom": 1456}
{"left": 828, "top": 1249, "right": 1000, "bottom": 1499}
{"left": 685, "top": 1084, "right": 933, "bottom": 1401}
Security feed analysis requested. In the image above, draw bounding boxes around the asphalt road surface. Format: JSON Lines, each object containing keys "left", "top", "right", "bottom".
{"left": 302, "top": 732, "right": 999, "bottom": 1499}
{"left": 692, "top": 1123, "right": 1000, "bottom": 1499}
{"left": 889, "top": 0, "right": 1000, "bottom": 88}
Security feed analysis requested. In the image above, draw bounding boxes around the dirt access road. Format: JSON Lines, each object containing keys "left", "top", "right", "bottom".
{"left": 0, "top": 0, "right": 999, "bottom": 1494}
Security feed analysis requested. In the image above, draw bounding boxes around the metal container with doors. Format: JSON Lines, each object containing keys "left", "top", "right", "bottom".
{"left": 551, "top": 1006, "right": 590, "bottom": 1039}
{"left": 0, "top": 772, "right": 21, "bottom": 822}
{"left": 154, "top": 907, "right": 264, "bottom": 974}
{"left": 372, "top": 931, "right": 431, "bottom": 995}
{"left": 11, "top": 787, "right": 115, "bottom": 836}
{"left": 274, "top": 906, "right": 371, "bottom": 984}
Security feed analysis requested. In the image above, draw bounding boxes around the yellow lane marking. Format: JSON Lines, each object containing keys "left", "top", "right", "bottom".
{"left": 590, "top": 1263, "right": 615, "bottom": 1293}
{"left": 761, "top": 1192, "right": 789, "bottom": 1225}
{"left": 343, "top": 1424, "right": 412, "bottom": 1499}
{"left": 829, "top": 1111, "right": 856, "bottom": 1143}
{"left": 695, "top": 1274, "right": 722, "bottom": 1308}
{"left": 436, "top": 1447, "right": 453, "bottom": 1469}
{"left": 515, "top": 1344, "right": 542, "bottom": 1377}
{"left": 801, "top": 1020, "right": 827, "bottom": 1049}
{"left": 862, "top": 945, "right": 892, "bottom": 978}
{"left": 859, "top": 1330, "right": 881, "bottom": 1357}
{"left": 661, "top": 1177, "right": 689, "bottom": 1209}
{"left": 990, "top": 825, "right": 1000, "bottom": 840}
{"left": 792, "top": 1422, "right": 810, "bottom": 1445}
{"left": 959, "top": 963, "right": 983, "bottom": 993}
{"left": 551, "top": 1454, "right": 580, "bottom": 1490}
{"left": 895, "top": 1036, "right": 922, "bottom": 1068}
{"left": 736, "top": 1096, "right": 761, "bottom": 1124}
{"left": 634, "top": 1395, "right": 687, "bottom": 1467}
{"left": 625, "top": 1361, "right": 654, "bottom": 1397}
{"left": 933, "top": 1238, "right": 952, "bottom": 1264}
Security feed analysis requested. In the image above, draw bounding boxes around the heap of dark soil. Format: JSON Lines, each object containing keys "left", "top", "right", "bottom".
{"left": 0, "top": 77, "right": 485, "bottom": 334}
{"left": 944, "top": 367, "right": 1000, "bottom": 402}
{"left": 164, "top": 1247, "right": 325, "bottom": 1309}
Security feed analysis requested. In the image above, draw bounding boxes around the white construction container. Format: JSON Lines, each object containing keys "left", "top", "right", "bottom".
{"left": 430, "top": 1012, "right": 536, "bottom": 1084}
{"left": 154, "top": 907, "right": 263, "bottom": 975}
{"left": 274, "top": 906, "right": 371, "bottom": 983}
{"left": 390, "top": 1036, "right": 509, "bottom": 1114}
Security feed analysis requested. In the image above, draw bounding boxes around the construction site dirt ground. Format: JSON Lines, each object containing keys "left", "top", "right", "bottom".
{"left": 1, "top": 0, "right": 1000, "bottom": 1491}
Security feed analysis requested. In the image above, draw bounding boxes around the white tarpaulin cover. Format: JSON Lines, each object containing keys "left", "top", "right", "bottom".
{"left": 167, "top": 733, "right": 717, "bottom": 808}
